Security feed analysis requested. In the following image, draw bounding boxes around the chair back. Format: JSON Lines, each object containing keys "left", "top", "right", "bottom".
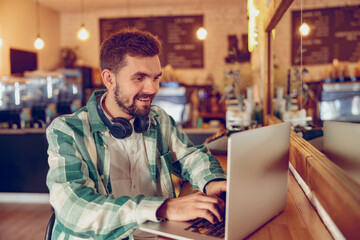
{"left": 44, "top": 212, "right": 55, "bottom": 240}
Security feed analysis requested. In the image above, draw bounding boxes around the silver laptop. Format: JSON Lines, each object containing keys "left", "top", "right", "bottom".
{"left": 140, "top": 122, "right": 291, "bottom": 240}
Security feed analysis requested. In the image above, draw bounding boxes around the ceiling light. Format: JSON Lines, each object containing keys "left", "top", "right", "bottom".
{"left": 34, "top": 0, "right": 44, "bottom": 50}
{"left": 196, "top": 27, "right": 207, "bottom": 40}
{"left": 77, "top": 0, "right": 89, "bottom": 41}
{"left": 299, "top": 23, "right": 310, "bottom": 36}
{"left": 34, "top": 36, "right": 45, "bottom": 50}
{"left": 77, "top": 25, "right": 90, "bottom": 40}
{"left": 196, "top": 0, "right": 207, "bottom": 40}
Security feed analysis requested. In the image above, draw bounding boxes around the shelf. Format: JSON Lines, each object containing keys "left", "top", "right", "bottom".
{"left": 199, "top": 112, "right": 225, "bottom": 120}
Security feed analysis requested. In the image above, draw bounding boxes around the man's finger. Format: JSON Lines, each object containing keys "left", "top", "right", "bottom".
{"left": 195, "top": 199, "right": 224, "bottom": 222}
{"left": 195, "top": 209, "right": 218, "bottom": 224}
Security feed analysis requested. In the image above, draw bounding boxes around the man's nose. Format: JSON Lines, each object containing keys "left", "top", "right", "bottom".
{"left": 143, "top": 79, "right": 159, "bottom": 94}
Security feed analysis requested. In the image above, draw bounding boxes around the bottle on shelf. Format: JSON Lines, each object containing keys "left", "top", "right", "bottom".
{"left": 274, "top": 87, "right": 286, "bottom": 119}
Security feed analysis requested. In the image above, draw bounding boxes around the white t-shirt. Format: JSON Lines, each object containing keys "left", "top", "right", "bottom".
{"left": 108, "top": 120, "right": 157, "bottom": 198}
{"left": 101, "top": 94, "right": 159, "bottom": 239}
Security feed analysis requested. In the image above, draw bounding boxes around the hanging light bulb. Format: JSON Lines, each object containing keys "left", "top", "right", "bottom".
{"left": 196, "top": 27, "right": 207, "bottom": 40}
{"left": 77, "top": 24, "right": 90, "bottom": 41}
{"left": 299, "top": 23, "right": 310, "bottom": 36}
{"left": 34, "top": 0, "right": 44, "bottom": 50}
{"left": 77, "top": 0, "right": 89, "bottom": 41}
{"left": 0, "top": 38, "right": 3, "bottom": 48}
{"left": 34, "top": 35, "right": 45, "bottom": 50}
{"left": 196, "top": 0, "right": 207, "bottom": 40}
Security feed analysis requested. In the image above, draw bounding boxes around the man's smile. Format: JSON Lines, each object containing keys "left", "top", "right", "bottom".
{"left": 137, "top": 97, "right": 150, "bottom": 101}
{"left": 135, "top": 94, "right": 155, "bottom": 105}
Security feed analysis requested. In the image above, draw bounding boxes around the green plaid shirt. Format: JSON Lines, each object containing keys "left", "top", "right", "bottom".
{"left": 46, "top": 90, "right": 226, "bottom": 240}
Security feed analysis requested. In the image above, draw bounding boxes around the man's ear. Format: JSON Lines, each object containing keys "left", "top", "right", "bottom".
{"left": 101, "top": 69, "right": 116, "bottom": 91}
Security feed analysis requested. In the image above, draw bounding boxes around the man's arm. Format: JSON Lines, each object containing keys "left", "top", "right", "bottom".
{"left": 154, "top": 107, "right": 227, "bottom": 223}
{"left": 205, "top": 180, "right": 227, "bottom": 197}
{"left": 154, "top": 106, "right": 226, "bottom": 192}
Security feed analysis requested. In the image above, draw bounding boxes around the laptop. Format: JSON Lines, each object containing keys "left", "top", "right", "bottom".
{"left": 140, "top": 122, "right": 291, "bottom": 239}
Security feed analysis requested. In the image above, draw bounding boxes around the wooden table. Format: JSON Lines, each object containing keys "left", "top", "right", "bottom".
{"left": 167, "top": 155, "right": 332, "bottom": 239}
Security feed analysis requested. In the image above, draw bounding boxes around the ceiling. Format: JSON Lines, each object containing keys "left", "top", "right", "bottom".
{"left": 34, "top": 0, "right": 216, "bottom": 13}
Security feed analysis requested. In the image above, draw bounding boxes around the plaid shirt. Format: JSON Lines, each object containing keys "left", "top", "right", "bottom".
{"left": 46, "top": 90, "right": 226, "bottom": 240}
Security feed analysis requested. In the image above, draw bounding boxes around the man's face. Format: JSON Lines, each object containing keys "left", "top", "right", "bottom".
{"left": 113, "top": 55, "right": 162, "bottom": 117}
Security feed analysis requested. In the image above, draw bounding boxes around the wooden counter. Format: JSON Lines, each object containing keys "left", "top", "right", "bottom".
{"left": 0, "top": 129, "right": 49, "bottom": 193}
{"left": 246, "top": 171, "right": 331, "bottom": 239}
{"left": 219, "top": 155, "right": 331, "bottom": 239}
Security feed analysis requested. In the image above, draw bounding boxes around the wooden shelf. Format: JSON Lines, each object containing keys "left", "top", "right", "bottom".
{"left": 199, "top": 112, "right": 225, "bottom": 120}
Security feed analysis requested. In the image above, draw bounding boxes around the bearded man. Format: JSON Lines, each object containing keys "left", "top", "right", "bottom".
{"left": 46, "top": 27, "right": 226, "bottom": 240}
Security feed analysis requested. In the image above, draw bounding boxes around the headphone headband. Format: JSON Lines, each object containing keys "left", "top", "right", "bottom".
{"left": 96, "top": 99, "right": 113, "bottom": 128}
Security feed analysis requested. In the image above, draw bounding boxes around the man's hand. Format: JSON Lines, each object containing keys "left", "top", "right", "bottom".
{"left": 156, "top": 191, "right": 225, "bottom": 224}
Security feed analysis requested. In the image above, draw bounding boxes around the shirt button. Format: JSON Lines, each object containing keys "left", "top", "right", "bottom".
{"left": 101, "top": 175, "right": 104, "bottom": 179}
{"left": 130, "top": 150, "right": 134, "bottom": 155}
{"left": 133, "top": 185, "right": 136, "bottom": 189}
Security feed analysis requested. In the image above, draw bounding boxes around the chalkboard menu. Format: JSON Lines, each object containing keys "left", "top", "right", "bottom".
{"left": 99, "top": 16, "right": 204, "bottom": 69}
{"left": 292, "top": 5, "right": 360, "bottom": 65}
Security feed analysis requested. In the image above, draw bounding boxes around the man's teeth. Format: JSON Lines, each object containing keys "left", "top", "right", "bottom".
{"left": 138, "top": 98, "right": 150, "bottom": 101}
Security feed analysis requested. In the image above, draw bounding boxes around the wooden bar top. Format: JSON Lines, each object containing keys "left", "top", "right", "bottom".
{"left": 246, "top": 171, "right": 331, "bottom": 239}
{"left": 220, "top": 155, "right": 331, "bottom": 239}
{"left": 167, "top": 155, "right": 333, "bottom": 239}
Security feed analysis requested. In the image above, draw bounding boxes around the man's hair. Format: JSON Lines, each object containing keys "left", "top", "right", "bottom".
{"left": 99, "top": 27, "right": 162, "bottom": 74}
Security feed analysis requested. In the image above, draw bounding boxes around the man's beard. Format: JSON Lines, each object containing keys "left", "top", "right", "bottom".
{"left": 114, "top": 81, "right": 155, "bottom": 117}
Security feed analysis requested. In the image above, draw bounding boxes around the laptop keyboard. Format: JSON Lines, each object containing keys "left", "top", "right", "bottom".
{"left": 184, "top": 218, "right": 225, "bottom": 238}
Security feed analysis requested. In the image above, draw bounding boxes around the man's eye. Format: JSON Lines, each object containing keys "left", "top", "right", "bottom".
{"left": 135, "top": 76, "right": 144, "bottom": 81}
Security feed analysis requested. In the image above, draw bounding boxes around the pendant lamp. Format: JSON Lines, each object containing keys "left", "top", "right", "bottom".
{"left": 34, "top": 0, "right": 44, "bottom": 50}
{"left": 77, "top": 0, "right": 89, "bottom": 41}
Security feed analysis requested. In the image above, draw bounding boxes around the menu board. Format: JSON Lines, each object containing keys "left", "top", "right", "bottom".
{"left": 292, "top": 5, "right": 360, "bottom": 65}
{"left": 99, "top": 16, "right": 204, "bottom": 69}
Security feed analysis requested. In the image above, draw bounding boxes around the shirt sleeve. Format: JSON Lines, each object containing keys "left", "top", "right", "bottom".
{"left": 155, "top": 107, "right": 227, "bottom": 192}
{"left": 46, "top": 117, "right": 166, "bottom": 239}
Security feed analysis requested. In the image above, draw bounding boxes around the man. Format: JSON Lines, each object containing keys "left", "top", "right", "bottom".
{"left": 46, "top": 28, "right": 226, "bottom": 240}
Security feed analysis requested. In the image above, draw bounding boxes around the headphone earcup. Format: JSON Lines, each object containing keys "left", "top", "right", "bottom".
{"left": 134, "top": 116, "right": 150, "bottom": 133}
{"left": 97, "top": 99, "right": 133, "bottom": 139}
{"left": 112, "top": 118, "right": 133, "bottom": 139}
